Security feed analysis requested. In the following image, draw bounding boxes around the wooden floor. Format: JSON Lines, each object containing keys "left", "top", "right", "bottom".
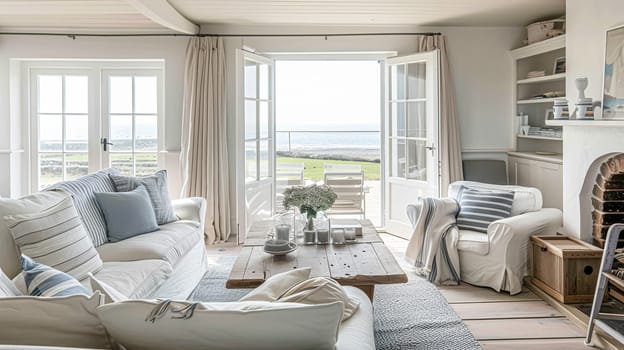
{"left": 208, "top": 233, "right": 614, "bottom": 349}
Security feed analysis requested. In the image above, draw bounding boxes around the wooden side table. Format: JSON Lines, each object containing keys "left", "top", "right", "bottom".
{"left": 530, "top": 235, "right": 603, "bottom": 304}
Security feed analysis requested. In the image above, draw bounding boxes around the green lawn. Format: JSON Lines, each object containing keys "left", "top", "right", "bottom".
{"left": 277, "top": 156, "right": 380, "bottom": 181}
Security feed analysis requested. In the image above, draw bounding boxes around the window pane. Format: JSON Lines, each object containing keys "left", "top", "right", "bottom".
{"left": 134, "top": 76, "right": 157, "bottom": 114}
{"left": 245, "top": 141, "right": 257, "bottom": 182}
{"left": 259, "top": 140, "right": 269, "bottom": 179}
{"left": 65, "top": 115, "right": 88, "bottom": 152}
{"left": 110, "top": 115, "right": 133, "bottom": 151}
{"left": 390, "top": 65, "right": 405, "bottom": 101}
{"left": 64, "top": 76, "right": 88, "bottom": 114}
{"left": 135, "top": 115, "right": 157, "bottom": 151}
{"left": 259, "top": 64, "right": 269, "bottom": 100}
{"left": 244, "top": 61, "right": 257, "bottom": 98}
{"left": 135, "top": 153, "right": 158, "bottom": 176}
{"left": 111, "top": 153, "right": 133, "bottom": 175}
{"left": 38, "top": 75, "right": 62, "bottom": 113}
{"left": 390, "top": 102, "right": 406, "bottom": 137}
{"left": 407, "top": 102, "right": 426, "bottom": 138}
{"left": 390, "top": 138, "right": 406, "bottom": 178}
{"left": 407, "top": 139, "right": 427, "bottom": 181}
{"left": 407, "top": 62, "right": 426, "bottom": 100}
{"left": 39, "top": 153, "right": 63, "bottom": 189}
{"left": 39, "top": 114, "right": 62, "bottom": 152}
{"left": 109, "top": 76, "right": 132, "bottom": 113}
{"left": 259, "top": 101, "right": 269, "bottom": 139}
{"left": 245, "top": 100, "right": 257, "bottom": 140}
{"left": 65, "top": 153, "right": 88, "bottom": 180}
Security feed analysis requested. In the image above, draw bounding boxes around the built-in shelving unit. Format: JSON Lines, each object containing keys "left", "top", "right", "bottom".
{"left": 508, "top": 34, "right": 565, "bottom": 209}
{"left": 545, "top": 119, "right": 624, "bottom": 127}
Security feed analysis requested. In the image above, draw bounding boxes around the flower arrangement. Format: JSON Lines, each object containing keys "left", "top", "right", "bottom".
{"left": 282, "top": 184, "right": 337, "bottom": 231}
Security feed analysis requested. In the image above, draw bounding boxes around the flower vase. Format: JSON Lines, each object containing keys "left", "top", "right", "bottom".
{"left": 303, "top": 213, "right": 317, "bottom": 245}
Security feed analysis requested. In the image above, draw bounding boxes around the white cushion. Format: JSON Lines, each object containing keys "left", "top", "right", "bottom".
{"left": 457, "top": 230, "right": 490, "bottom": 256}
{"left": 0, "top": 267, "right": 20, "bottom": 296}
{"left": 240, "top": 267, "right": 311, "bottom": 302}
{"left": 92, "top": 259, "right": 173, "bottom": 299}
{"left": 97, "top": 299, "right": 344, "bottom": 350}
{"left": 0, "top": 293, "right": 110, "bottom": 349}
{"left": 4, "top": 194, "right": 103, "bottom": 280}
{"left": 336, "top": 287, "right": 375, "bottom": 350}
{"left": 0, "top": 191, "right": 67, "bottom": 279}
{"left": 88, "top": 272, "right": 128, "bottom": 304}
{"left": 280, "top": 276, "right": 360, "bottom": 321}
{"left": 448, "top": 181, "right": 543, "bottom": 216}
{"left": 96, "top": 221, "right": 202, "bottom": 266}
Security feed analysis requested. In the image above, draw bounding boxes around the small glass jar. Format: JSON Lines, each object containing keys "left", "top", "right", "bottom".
{"left": 315, "top": 212, "right": 331, "bottom": 244}
{"left": 344, "top": 228, "right": 357, "bottom": 242}
{"left": 332, "top": 229, "right": 345, "bottom": 245}
{"left": 273, "top": 212, "right": 294, "bottom": 242}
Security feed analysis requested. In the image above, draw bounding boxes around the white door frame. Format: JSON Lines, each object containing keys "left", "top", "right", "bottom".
{"left": 384, "top": 50, "right": 441, "bottom": 238}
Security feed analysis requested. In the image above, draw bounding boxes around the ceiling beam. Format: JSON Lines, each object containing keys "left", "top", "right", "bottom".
{"left": 126, "top": 0, "right": 199, "bottom": 35}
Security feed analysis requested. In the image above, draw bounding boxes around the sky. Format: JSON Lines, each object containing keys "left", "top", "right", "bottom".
{"left": 275, "top": 60, "right": 381, "bottom": 131}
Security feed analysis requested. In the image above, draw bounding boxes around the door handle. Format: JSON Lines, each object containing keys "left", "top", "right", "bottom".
{"left": 100, "top": 138, "right": 114, "bottom": 151}
{"left": 425, "top": 144, "right": 436, "bottom": 156}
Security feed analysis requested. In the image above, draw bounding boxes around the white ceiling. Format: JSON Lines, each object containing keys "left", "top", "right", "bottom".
{"left": 0, "top": 0, "right": 565, "bottom": 33}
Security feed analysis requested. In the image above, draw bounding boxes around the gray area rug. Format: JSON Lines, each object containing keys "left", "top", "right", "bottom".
{"left": 190, "top": 256, "right": 481, "bottom": 350}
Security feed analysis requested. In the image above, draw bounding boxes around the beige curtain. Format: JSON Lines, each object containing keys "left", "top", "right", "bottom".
{"left": 417, "top": 35, "right": 463, "bottom": 193}
{"left": 180, "top": 37, "right": 231, "bottom": 243}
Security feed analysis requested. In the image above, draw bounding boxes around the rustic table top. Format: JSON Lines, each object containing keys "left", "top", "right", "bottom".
{"left": 226, "top": 219, "right": 408, "bottom": 289}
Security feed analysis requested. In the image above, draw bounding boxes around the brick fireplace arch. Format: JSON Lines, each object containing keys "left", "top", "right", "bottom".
{"left": 592, "top": 153, "right": 624, "bottom": 247}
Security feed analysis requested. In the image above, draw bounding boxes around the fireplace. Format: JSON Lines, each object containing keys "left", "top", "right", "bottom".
{"left": 592, "top": 153, "right": 624, "bottom": 247}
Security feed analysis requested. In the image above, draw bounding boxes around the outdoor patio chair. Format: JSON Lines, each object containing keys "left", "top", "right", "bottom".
{"left": 324, "top": 171, "right": 366, "bottom": 218}
{"left": 275, "top": 163, "right": 304, "bottom": 210}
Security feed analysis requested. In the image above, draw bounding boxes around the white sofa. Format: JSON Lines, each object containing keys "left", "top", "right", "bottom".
{"left": 408, "top": 181, "right": 562, "bottom": 295}
{"left": 0, "top": 172, "right": 375, "bottom": 350}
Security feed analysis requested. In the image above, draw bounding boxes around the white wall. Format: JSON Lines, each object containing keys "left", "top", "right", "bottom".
{"left": 566, "top": 0, "right": 624, "bottom": 104}
{"left": 0, "top": 35, "right": 188, "bottom": 197}
{"left": 562, "top": 0, "right": 624, "bottom": 240}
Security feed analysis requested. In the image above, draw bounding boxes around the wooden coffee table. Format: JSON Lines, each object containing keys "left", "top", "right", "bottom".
{"left": 226, "top": 219, "right": 408, "bottom": 300}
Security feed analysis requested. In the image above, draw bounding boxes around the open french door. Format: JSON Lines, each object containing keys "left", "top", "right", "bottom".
{"left": 236, "top": 50, "right": 275, "bottom": 243}
{"left": 384, "top": 50, "right": 440, "bottom": 238}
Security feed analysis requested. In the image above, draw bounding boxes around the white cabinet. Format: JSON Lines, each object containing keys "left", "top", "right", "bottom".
{"left": 508, "top": 155, "right": 562, "bottom": 209}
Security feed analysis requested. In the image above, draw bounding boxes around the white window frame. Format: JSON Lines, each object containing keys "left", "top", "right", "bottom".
{"left": 24, "top": 60, "right": 165, "bottom": 193}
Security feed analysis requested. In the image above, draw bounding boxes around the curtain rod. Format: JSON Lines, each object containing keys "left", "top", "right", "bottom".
{"left": 0, "top": 32, "right": 442, "bottom": 39}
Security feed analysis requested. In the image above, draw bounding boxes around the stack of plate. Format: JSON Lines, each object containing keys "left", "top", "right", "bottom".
{"left": 264, "top": 239, "right": 297, "bottom": 256}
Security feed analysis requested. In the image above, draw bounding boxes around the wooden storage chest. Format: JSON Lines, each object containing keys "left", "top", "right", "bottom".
{"left": 530, "top": 235, "right": 603, "bottom": 304}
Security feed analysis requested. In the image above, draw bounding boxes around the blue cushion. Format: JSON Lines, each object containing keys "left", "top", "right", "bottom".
{"left": 21, "top": 255, "right": 89, "bottom": 297}
{"left": 109, "top": 170, "right": 178, "bottom": 225}
{"left": 95, "top": 185, "right": 159, "bottom": 242}
{"left": 456, "top": 186, "right": 514, "bottom": 233}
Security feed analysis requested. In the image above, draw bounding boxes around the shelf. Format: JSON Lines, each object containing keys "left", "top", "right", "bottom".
{"left": 508, "top": 151, "right": 563, "bottom": 165}
{"left": 546, "top": 119, "right": 624, "bottom": 126}
{"left": 517, "top": 97, "right": 562, "bottom": 105}
{"left": 517, "top": 135, "right": 562, "bottom": 141}
{"left": 511, "top": 35, "right": 566, "bottom": 59}
{"left": 517, "top": 73, "right": 566, "bottom": 85}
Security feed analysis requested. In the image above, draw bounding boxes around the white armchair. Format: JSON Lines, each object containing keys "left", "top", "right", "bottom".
{"left": 407, "top": 181, "right": 562, "bottom": 295}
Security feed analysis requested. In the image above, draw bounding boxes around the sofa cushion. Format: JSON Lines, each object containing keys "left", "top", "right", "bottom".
{"left": 92, "top": 259, "right": 173, "bottom": 299}
{"left": 457, "top": 230, "right": 490, "bottom": 256}
{"left": 46, "top": 168, "right": 118, "bottom": 247}
{"left": 97, "top": 299, "right": 344, "bottom": 350}
{"left": 0, "top": 268, "right": 21, "bottom": 296}
{"left": 110, "top": 170, "right": 178, "bottom": 225}
{"left": 95, "top": 185, "right": 160, "bottom": 242}
{"left": 0, "top": 191, "right": 67, "bottom": 279}
{"left": 4, "top": 194, "right": 103, "bottom": 280}
{"left": 96, "top": 221, "right": 202, "bottom": 267}
{"left": 0, "top": 293, "right": 110, "bottom": 349}
{"left": 88, "top": 272, "right": 128, "bottom": 304}
{"left": 240, "top": 268, "right": 311, "bottom": 302}
{"left": 448, "top": 181, "right": 543, "bottom": 216}
{"left": 21, "top": 255, "right": 90, "bottom": 297}
{"left": 336, "top": 287, "right": 375, "bottom": 350}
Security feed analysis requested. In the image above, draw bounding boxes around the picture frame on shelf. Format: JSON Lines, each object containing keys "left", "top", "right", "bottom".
{"left": 553, "top": 56, "right": 566, "bottom": 74}
{"left": 602, "top": 24, "right": 624, "bottom": 119}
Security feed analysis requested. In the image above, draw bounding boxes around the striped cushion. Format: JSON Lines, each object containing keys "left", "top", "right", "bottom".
{"left": 21, "top": 255, "right": 89, "bottom": 297}
{"left": 4, "top": 195, "right": 103, "bottom": 281}
{"left": 109, "top": 170, "right": 178, "bottom": 225}
{"left": 46, "top": 169, "right": 118, "bottom": 247}
{"left": 457, "top": 187, "right": 514, "bottom": 233}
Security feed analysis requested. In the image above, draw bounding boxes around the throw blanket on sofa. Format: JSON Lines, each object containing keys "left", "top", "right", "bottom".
{"left": 405, "top": 197, "right": 461, "bottom": 285}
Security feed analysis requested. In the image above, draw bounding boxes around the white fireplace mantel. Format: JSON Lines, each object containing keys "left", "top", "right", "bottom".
{"left": 562, "top": 124, "right": 624, "bottom": 241}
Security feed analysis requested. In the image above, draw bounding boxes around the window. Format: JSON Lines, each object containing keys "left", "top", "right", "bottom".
{"left": 244, "top": 58, "right": 272, "bottom": 182}
{"left": 29, "top": 62, "right": 163, "bottom": 190}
